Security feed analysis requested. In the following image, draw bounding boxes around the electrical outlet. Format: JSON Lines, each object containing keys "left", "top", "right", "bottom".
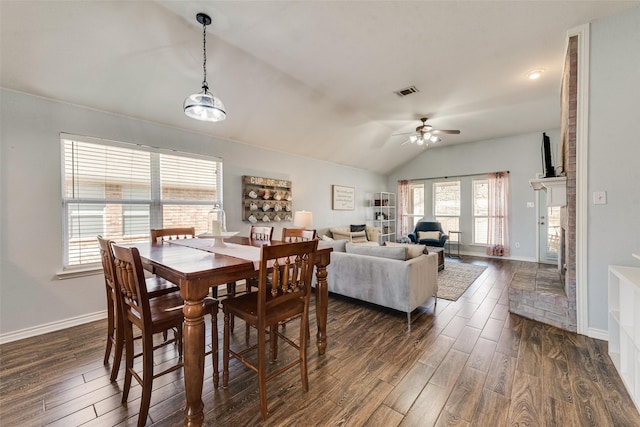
{"left": 515, "top": 242, "right": 520, "bottom": 248}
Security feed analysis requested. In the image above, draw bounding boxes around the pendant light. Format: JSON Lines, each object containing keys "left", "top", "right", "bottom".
{"left": 184, "top": 13, "right": 226, "bottom": 122}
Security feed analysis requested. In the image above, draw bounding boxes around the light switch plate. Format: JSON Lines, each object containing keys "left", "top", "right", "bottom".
{"left": 527, "top": 202, "right": 534, "bottom": 208}
{"left": 593, "top": 191, "right": 607, "bottom": 205}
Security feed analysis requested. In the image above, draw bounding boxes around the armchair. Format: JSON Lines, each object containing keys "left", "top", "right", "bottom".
{"left": 408, "top": 221, "right": 448, "bottom": 247}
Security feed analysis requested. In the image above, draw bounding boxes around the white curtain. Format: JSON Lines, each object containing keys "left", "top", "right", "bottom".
{"left": 397, "top": 180, "right": 411, "bottom": 237}
{"left": 486, "top": 172, "right": 510, "bottom": 256}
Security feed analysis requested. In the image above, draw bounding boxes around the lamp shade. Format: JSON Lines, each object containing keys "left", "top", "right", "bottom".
{"left": 184, "top": 90, "right": 226, "bottom": 122}
{"left": 293, "top": 210, "right": 313, "bottom": 229}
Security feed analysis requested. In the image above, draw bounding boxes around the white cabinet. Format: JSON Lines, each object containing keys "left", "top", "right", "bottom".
{"left": 369, "top": 192, "right": 396, "bottom": 244}
{"left": 608, "top": 265, "right": 640, "bottom": 412}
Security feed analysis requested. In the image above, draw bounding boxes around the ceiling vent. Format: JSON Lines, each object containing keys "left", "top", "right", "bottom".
{"left": 394, "top": 86, "right": 419, "bottom": 97}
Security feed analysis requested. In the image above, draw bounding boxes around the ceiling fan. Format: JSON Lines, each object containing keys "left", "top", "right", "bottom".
{"left": 394, "top": 117, "right": 461, "bottom": 147}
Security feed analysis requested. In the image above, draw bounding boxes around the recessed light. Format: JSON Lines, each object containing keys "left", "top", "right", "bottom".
{"left": 527, "top": 69, "right": 544, "bottom": 80}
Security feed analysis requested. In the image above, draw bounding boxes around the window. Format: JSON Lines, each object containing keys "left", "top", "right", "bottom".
{"left": 61, "top": 135, "right": 222, "bottom": 268}
{"left": 433, "top": 181, "right": 460, "bottom": 235}
{"left": 473, "top": 179, "right": 489, "bottom": 244}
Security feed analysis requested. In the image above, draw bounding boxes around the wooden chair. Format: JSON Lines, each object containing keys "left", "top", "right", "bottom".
{"left": 150, "top": 227, "right": 196, "bottom": 245}
{"left": 281, "top": 228, "right": 317, "bottom": 242}
{"left": 280, "top": 229, "right": 317, "bottom": 336}
{"left": 222, "top": 240, "right": 318, "bottom": 420}
{"left": 227, "top": 225, "right": 274, "bottom": 335}
{"left": 249, "top": 225, "right": 274, "bottom": 241}
{"left": 111, "top": 243, "right": 219, "bottom": 427}
{"left": 98, "top": 236, "right": 182, "bottom": 382}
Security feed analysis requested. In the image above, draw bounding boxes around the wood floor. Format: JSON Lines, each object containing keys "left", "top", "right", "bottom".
{"left": 2, "top": 257, "right": 639, "bottom": 426}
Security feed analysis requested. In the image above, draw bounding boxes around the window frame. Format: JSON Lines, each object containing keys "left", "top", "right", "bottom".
{"left": 433, "top": 180, "right": 460, "bottom": 236}
{"left": 472, "top": 178, "right": 489, "bottom": 245}
{"left": 60, "top": 133, "right": 223, "bottom": 272}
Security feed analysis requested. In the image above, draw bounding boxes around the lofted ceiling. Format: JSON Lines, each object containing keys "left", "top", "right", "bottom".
{"left": 1, "top": 1, "right": 637, "bottom": 174}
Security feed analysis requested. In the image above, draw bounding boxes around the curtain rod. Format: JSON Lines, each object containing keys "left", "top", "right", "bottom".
{"left": 402, "top": 170, "right": 510, "bottom": 182}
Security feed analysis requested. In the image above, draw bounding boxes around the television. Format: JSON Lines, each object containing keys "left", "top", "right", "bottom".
{"left": 542, "top": 132, "right": 555, "bottom": 178}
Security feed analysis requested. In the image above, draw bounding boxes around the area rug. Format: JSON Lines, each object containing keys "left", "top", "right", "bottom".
{"left": 438, "top": 262, "right": 488, "bottom": 301}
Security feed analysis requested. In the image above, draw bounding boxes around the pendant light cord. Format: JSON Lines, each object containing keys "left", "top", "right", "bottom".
{"left": 202, "top": 21, "right": 208, "bottom": 91}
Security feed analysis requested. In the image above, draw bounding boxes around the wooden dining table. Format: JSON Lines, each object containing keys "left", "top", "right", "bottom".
{"left": 129, "top": 236, "right": 332, "bottom": 426}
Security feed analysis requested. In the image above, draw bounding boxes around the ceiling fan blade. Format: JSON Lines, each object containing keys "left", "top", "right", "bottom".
{"left": 392, "top": 131, "right": 416, "bottom": 137}
{"left": 431, "top": 129, "right": 460, "bottom": 135}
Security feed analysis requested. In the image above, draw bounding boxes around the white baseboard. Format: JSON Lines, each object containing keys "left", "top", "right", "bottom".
{"left": 587, "top": 327, "right": 608, "bottom": 341}
{"left": 0, "top": 310, "right": 107, "bottom": 345}
{"left": 455, "top": 250, "right": 537, "bottom": 263}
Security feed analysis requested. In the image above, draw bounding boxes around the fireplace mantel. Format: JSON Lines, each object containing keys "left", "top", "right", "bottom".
{"left": 529, "top": 176, "right": 567, "bottom": 207}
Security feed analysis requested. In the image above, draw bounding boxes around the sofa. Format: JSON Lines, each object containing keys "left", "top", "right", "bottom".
{"left": 408, "top": 221, "right": 448, "bottom": 247}
{"left": 317, "top": 239, "right": 439, "bottom": 328}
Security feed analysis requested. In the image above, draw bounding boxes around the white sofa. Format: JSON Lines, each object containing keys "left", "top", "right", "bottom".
{"left": 318, "top": 240, "right": 439, "bottom": 328}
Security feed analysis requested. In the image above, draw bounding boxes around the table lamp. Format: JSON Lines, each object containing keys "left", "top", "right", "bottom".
{"left": 293, "top": 210, "right": 313, "bottom": 229}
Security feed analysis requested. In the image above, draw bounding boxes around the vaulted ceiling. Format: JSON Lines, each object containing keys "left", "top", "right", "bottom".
{"left": 2, "top": 1, "right": 637, "bottom": 174}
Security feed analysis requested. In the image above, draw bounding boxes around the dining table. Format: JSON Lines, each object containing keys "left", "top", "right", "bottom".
{"left": 129, "top": 235, "right": 332, "bottom": 426}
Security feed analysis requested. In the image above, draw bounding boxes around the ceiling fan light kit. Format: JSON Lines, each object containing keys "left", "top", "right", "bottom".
{"left": 184, "top": 13, "right": 226, "bottom": 122}
{"left": 397, "top": 117, "right": 458, "bottom": 147}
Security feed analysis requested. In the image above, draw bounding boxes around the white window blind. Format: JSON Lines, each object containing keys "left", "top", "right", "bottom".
{"left": 61, "top": 135, "right": 222, "bottom": 268}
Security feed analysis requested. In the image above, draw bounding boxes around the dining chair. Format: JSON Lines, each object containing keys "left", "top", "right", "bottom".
{"left": 222, "top": 240, "right": 318, "bottom": 420}
{"left": 226, "top": 225, "right": 275, "bottom": 336}
{"left": 111, "top": 243, "right": 219, "bottom": 427}
{"left": 249, "top": 225, "right": 274, "bottom": 241}
{"left": 279, "top": 228, "right": 317, "bottom": 337}
{"left": 98, "top": 235, "right": 183, "bottom": 382}
{"left": 150, "top": 227, "right": 196, "bottom": 245}
{"left": 281, "top": 228, "right": 317, "bottom": 242}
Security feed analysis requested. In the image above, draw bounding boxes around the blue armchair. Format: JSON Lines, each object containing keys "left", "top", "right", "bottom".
{"left": 408, "top": 221, "right": 448, "bottom": 247}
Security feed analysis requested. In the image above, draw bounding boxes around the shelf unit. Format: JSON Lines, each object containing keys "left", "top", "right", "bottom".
{"left": 608, "top": 265, "right": 640, "bottom": 413}
{"left": 368, "top": 192, "right": 396, "bottom": 244}
{"left": 242, "top": 175, "right": 293, "bottom": 223}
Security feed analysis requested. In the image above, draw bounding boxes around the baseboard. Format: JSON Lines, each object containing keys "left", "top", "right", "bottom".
{"left": 455, "top": 251, "right": 537, "bottom": 263}
{"left": 0, "top": 310, "right": 107, "bottom": 345}
{"left": 587, "top": 327, "right": 608, "bottom": 341}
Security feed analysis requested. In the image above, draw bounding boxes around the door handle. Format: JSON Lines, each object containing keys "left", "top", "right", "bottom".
{"left": 540, "top": 222, "right": 545, "bottom": 225}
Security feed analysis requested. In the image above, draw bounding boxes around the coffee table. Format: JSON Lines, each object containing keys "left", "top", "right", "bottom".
{"left": 426, "top": 246, "right": 445, "bottom": 270}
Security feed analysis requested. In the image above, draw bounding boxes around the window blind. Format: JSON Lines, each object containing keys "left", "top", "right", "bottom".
{"left": 61, "top": 134, "right": 222, "bottom": 268}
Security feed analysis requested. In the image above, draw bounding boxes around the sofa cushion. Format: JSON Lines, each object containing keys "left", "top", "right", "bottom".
{"left": 350, "top": 224, "right": 366, "bottom": 232}
{"left": 345, "top": 242, "right": 407, "bottom": 260}
{"left": 385, "top": 241, "right": 427, "bottom": 259}
{"left": 365, "top": 226, "right": 380, "bottom": 242}
{"left": 418, "top": 230, "right": 441, "bottom": 240}
{"left": 319, "top": 239, "right": 347, "bottom": 252}
{"left": 351, "top": 230, "right": 368, "bottom": 243}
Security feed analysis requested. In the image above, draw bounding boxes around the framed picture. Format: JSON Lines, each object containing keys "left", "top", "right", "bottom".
{"left": 332, "top": 185, "right": 355, "bottom": 210}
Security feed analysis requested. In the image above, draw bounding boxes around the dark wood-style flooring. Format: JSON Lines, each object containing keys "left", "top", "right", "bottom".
{"left": 1, "top": 257, "right": 639, "bottom": 426}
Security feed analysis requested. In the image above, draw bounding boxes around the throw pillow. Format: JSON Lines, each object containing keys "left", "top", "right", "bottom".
{"left": 365, "top": 226, "right": 381, "bottom": 243}
{"left": 384, "top": 241, "right": 427, "bottom": 259}
{"left": 350, "top": 224, "right": 366, "bottom": 232}
{"left": 345, "top": 243, "right": 407, "bottom": 260}
{"left": 418, "top": 230, "right": 441, "bottom": 241}
{"left": 350, "top": 230, "right": 368, "bottom": 243}
{"left": 321, "top": 235, "right": 334, "bottom": 241}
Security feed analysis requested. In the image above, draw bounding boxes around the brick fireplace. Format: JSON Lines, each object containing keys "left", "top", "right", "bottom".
{"left": 508, "top": 35, "right": 578, "bottom": 332}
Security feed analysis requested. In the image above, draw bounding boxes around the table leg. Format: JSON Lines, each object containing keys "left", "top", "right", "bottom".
{"left": 314, "top": 255, "right": 329, "bottom": 355}
{"left": 182, "top": 291, "right": 206, "bottom": 427}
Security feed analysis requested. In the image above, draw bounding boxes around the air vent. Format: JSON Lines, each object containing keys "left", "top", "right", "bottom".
{"left": 394, "top": 86, "right": 419, "bottom": 97}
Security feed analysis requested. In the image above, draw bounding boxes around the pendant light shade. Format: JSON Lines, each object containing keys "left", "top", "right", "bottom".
{"left": 184, "top": 88, "right": 226, "bottom": 122}
{"left": 184, "top": 13, "right": 226, "bottom": 122}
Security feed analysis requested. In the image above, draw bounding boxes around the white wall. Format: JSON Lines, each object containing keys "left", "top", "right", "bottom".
{"left": 386, "top": 130, "right": 561, "bottom": 260}
{"left": 0, "top": 89, "right": 385, "bottom": 339}
{"left": 588, "top": 7, "right": 640, "bottom": 331}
